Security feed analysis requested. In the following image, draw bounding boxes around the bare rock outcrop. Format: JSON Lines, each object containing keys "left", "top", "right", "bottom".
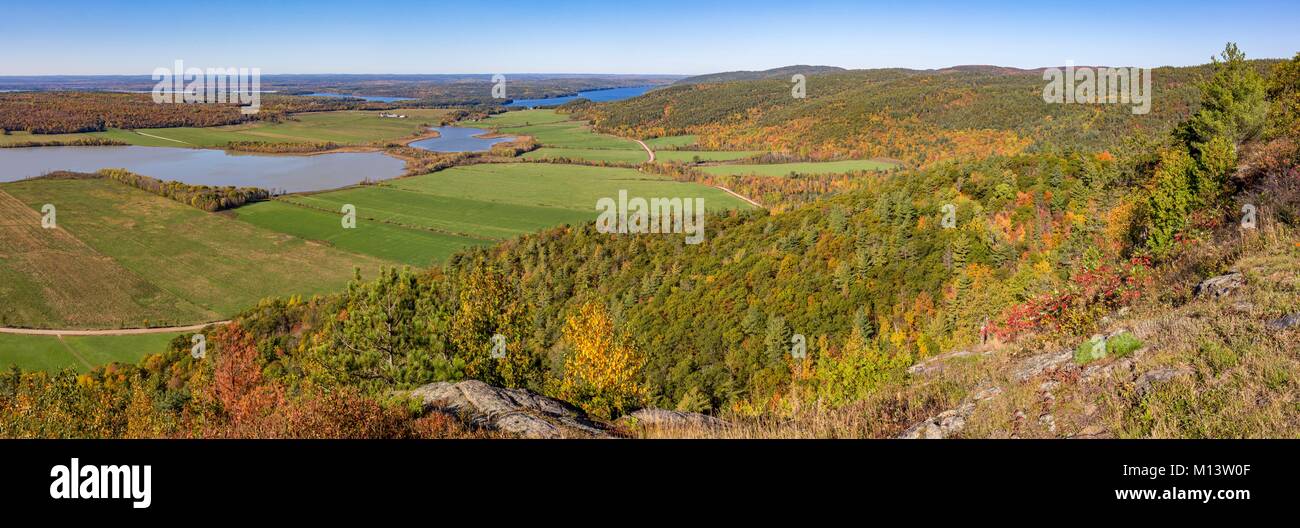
{"left": 409, "top": 380, "right": 613, "bottom": 439}
{"left": 616, "top": 409, "right": 728, "bottom": 430}
{"left": 1012, "top": 349, "right": 1074, "bottom": 382}
{"left": 1267, "top": 313, "right": 1300, "bottom": 330}
{"left": 898, "top": 386, "right": 1002, "bottom": 439}
{"left": 1193, "top": 272, "right": 1245, "bottom": 299}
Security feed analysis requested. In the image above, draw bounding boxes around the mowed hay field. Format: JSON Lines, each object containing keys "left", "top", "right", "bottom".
{"left": 245, "top": 162, "right": 754, "bottom": 264}
{"left": 0, "top": 109, "right": 453, "bottom": 148}
{"left": 697, "top": 159, "right": 897, "bottom": 177}
{"left": 0, "top": 188, "right": 216, "bottom": 329}
{"left": 0, "top": 332, "right": 181, "bottom": 373}
{"left": 1, "top": 178, "right": 391, "bottom": 328}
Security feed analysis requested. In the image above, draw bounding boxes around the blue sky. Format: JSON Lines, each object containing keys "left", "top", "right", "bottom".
{"left": 2, "top": 0, "right": 1297, "bottom": 75}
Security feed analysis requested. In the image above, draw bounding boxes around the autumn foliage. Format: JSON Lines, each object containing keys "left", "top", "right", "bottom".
{"left": 558, "top": 302, "right": 646, "bottom": 419}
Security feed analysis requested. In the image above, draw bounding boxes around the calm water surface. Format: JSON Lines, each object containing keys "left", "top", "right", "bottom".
{"left": 0, "top": 146, "right": 405, "bottom": 192}
{"left": 506, "top": 85, "right": 654, "bottom": 107}
{"left": 409, "top": 126, "right": 513, "bottom": 152}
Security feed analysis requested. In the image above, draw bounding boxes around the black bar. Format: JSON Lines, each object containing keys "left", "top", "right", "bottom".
{"left": 1, "top": 439, "right": 1290, "bottom": 518}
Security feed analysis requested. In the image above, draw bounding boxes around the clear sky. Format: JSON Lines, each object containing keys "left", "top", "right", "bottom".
{"left": 2, "top": 0, "right": 1297, "bottom": 75}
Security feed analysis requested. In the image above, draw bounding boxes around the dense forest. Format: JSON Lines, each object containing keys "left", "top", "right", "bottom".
{"left": 571, "top": 61, "right": 1280, "bottom": 167}
{"left": 2, "top": 46, "right": 1297, "bottom": 438}
{"left": 0, "top": 92, "right": 394, "bottom": 134}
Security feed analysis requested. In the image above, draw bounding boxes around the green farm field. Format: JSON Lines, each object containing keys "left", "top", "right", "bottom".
{"left": 282, "top": 185, "right": 589, "bottom": 240}
{"left": 696, "top": 159, "right": 898, "bottom": 177}
{"left": 522, "top": 147, "right": 649, "bottom": 163}
{"left": 1, "top": 178, "right": 391, "bottom": 328}
{"left": 0, "top": 128, "right": 150, "bottom": 147}
{"left": 384, "top": 163, "right": 751, "bottom": 213}
{"left": 467, "top": 110, "right": 570, "bottom": 128}
{"left": 0, "top": 332, "right": 182, "bottom": 373}
{"left": 655, "top": 150, "right": 763, "bottom": 163}
{"left": 508, "top": 122, "right": 641, "bottom": 149}
{"left": 0, "top": 187, "right": 216, "bottom": 329}
{"left": 243, "top": 162, "right": 754, "bottom": 264}
{"left": 235, "top": 200, "right": 491, "bottom": 266}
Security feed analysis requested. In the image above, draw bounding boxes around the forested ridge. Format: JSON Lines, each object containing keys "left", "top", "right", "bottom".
{"left": 573, "top": 61, "right": 1280, "bottom": 167}
{"left": 2, "top": 46, "right": 1297, "bottom": 438}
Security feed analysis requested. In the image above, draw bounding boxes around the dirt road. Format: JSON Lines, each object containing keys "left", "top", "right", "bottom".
{"left": 0, "top": 321, "right": 229, "bottom": 336}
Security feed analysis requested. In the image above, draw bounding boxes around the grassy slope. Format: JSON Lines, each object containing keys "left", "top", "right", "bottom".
{"left": 0, "top": 188, "right": 216, "bottom": 329}
{"left": 2, "top": 178, "right": 391, "bottom": 323}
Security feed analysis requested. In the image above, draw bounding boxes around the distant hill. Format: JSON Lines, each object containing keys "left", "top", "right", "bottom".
{"left": 674, "top": 65, "right": 847, "bottom": 85}
{"left": 576, "top": 62, "right": 1293, "bottom": 166}
{"left": 932, "top": 64, "right": 1036, "bottom": 75}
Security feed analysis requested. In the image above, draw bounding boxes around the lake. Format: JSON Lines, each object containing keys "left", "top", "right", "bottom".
{"left": 303, "top": 92, "right": 416, "bottom": 103}
{"left": 409, "top": 126, "right": 513, "bottom": 152}
{"left": 0, "top": 146, "right": 406, "bottom": 192}
{"left": 506, "top": 85, "right": 654, "bottom": 107}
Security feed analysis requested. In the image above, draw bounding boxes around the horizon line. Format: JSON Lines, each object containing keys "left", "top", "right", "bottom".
{"left": 2, "top": 56, "right": 1290, "bottom": 78}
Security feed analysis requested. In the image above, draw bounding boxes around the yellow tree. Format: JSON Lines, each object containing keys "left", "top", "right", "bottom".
{"left": 449, "top": 264, "right": 536, "bottom": 388}
{"left": 559, "top": 302, "right": 645, "bottom": 419}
